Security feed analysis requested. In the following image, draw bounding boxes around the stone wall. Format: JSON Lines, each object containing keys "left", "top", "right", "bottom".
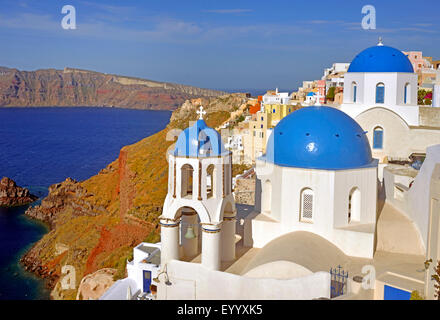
{"left": 419, "top": 107, "right": 440, "bottom": 127}
{"left": 234, "top": 177, "right": 256, "bottom": 205}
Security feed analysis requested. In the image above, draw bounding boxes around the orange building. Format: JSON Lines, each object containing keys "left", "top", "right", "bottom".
{"left": 249, "top": 98, "right": 261, "bottom": 114}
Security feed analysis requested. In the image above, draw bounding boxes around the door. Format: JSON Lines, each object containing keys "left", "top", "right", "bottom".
{"left": 143, "top": 270, "right": 152, "bottom": 293}
{"left": 384, "top": 285, "right": 411, "bottom": 300}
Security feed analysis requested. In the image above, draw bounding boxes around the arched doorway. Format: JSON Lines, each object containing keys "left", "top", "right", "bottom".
{"left": 177, "top": 206, "right": 201, "bottom": 260}
{"left": 348, "top": 187, "right": 361, "bottom": 223}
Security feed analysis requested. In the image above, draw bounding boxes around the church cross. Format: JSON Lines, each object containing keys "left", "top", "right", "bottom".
{"left": 197, "top": 105, "right": 207, "bottom": 120}
{"left": 378, "top": 37, "right": 384, "bottom": 46}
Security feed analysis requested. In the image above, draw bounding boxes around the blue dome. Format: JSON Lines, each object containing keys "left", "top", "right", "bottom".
{"left": 174, "top": 119, "right": 227, "bottom": 157}
{"left": 263, "top": 106, "right": 376, "bottom": 170}
{"left": 348, "top": 45, "right": 414, "bottom": 73}
{"left": 306, "top": 92, "right": 315, "bottom": 97}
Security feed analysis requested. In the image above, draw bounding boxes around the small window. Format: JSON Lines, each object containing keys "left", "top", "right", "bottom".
{"left": 352, "top": 82, "right": 357, "bottom": 103}
{"left": 373, "top": 127, "right": 383, "bottom": 149}
{"left": 300, "top": 188, "right": 314, "bottom": 222}
{"left": 376, "top": 83, "right": 385, "bottom": 104}
{"left": 404, "top": 83, "right": 410, "bottom": 104}
{"left": 273, "top": 109, "right": 276, "bottom": 113}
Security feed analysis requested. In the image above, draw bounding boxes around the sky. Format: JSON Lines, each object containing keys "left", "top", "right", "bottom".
{"left": 0, "top": 0, "right": 439, "bottom": 91}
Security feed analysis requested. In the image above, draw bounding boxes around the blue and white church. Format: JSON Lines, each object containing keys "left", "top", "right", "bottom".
{"left": 340, "top": 39, "right": 440, "bottom": 164}
{"left": 341, "top": 38, "right": 419, "bottom": 126}
{"left": 248, "top": 106, "right": 378, "bottom": 259}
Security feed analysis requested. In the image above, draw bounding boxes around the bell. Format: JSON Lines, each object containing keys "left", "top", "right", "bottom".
{"left": 184, "top": 226, "right": 196, "bottom": 239}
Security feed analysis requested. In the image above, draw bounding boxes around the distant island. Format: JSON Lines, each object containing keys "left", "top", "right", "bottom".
{"left": 0, "top": 66, "right": 226, "bottom": 110}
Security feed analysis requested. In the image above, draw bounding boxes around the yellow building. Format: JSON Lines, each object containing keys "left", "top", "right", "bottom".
{"left": 262, "top": 103, "right": 295, "bottom": 127}
{"left": 243, "top": 111, "right": 270, "bottom": 164}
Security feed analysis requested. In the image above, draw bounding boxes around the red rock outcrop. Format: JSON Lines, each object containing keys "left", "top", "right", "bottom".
{"left": 25, "top": 177, "right": 106, "bottom": 228}
{"left": 0, "top": 177, "right": 37, "bottom": 207}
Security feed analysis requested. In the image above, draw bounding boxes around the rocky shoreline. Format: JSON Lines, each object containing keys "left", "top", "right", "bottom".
{"left": 0, "top": 177, "right": 37, "bottom": 207}
{"left": 20, "top": 177, "right": 107, "bottom": 295}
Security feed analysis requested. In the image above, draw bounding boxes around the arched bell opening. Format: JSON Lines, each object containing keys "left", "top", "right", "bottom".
{"left": 206, "top": 164, "right": 216, "bottom": 199}
{"left": 180, "top": 164, "right": 194, "bottom": 198}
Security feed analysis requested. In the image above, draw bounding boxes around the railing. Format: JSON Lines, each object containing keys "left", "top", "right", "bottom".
{"left": 330, "top": 265, "right": 348, "bottom": 298}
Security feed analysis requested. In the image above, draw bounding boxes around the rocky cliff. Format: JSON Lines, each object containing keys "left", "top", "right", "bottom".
{"left": 0, "top": 66, "right": 226, "bottom": 110}
{"left": 20, "top": 93, "right": 251, "bottom": 300}
{"left": 0, "top": 177, "right": 37, "bottom": 207}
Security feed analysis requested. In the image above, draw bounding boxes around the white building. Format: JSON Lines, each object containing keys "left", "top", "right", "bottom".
{"left": 323, "top": 63, "right": 351, "bottom": 79}
{"left": 341, "top": 40, "right": 419, "bottom": 126}
{"left": 340, "top": 40, "right": 440, "bottom": 164}
{"left": 249, "top": 106, "right": 379, "bottom": 258}
{"left": 262, "top": 88, "right": 291, "bottom": 105}
{"left": 305, "top": 92, "right": 316, "bottom": 104}
{"left": 100, "top": 242, "right": 161, "bottom": 300}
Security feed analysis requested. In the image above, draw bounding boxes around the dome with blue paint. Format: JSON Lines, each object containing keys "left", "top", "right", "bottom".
{"left": 174, "top": 119, "right": 227, "bottom": 157}
{"left": 348, "top": 45, "right": 414, "bottom": 73}
{"left": 306, "top": 92, "right": 316, "bottom": 97}
{"left": 263, "top": 106, "right": 376, "bottom": 170}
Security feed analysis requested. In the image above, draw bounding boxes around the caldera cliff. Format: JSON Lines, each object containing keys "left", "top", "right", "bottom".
{"left": 0, "top": 66, "right": 226, "bottom": 110}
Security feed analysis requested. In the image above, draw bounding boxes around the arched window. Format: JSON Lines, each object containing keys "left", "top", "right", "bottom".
{"left": 376, "top": 83, "right": 385, "bottom": 104}
{"left": 352, "top": 82, "right": 357, "bottom": 103}
{"left": 373, "top": 127, "right": 384, "bottom": 149}
{"left": 404, "top": 83, "right": 411, "bottom": 104}
{"left": 300, "top": 188, "right": 314, "bottom": 222}
{"left": 206, "top": 164, "right": 215, "bottom": 198}
{"left": 181, "top": 164, "right": 194, "bottom": 198}
{"left": 348, "top": 188, "right": 361, "bottom": 223}
{"left": 262, "top": 180, "right": 272, "bottom": 214}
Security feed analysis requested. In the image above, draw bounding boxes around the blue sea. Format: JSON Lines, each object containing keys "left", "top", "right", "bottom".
{"left": 0, "top": 107, "right": 171, "bottom": 299}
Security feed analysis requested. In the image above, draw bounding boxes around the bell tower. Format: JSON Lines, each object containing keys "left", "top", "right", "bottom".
{"left": 160, "top": 106, "right": 237, "bottom": 271}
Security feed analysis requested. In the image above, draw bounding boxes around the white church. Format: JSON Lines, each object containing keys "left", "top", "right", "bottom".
{"left": 101, "top": 40, "right": 440, "bottom": 301}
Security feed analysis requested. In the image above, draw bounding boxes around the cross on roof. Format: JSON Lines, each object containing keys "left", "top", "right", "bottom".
{"left": 378, "top": 37, "right": 384, "bottom": 46}
{"left": 197, "top": 105, "right": 206, "bottom": 120}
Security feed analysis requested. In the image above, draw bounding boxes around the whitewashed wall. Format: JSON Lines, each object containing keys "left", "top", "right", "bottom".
{"left": 157, "top": 260, "right": 331, "bottom": 300}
